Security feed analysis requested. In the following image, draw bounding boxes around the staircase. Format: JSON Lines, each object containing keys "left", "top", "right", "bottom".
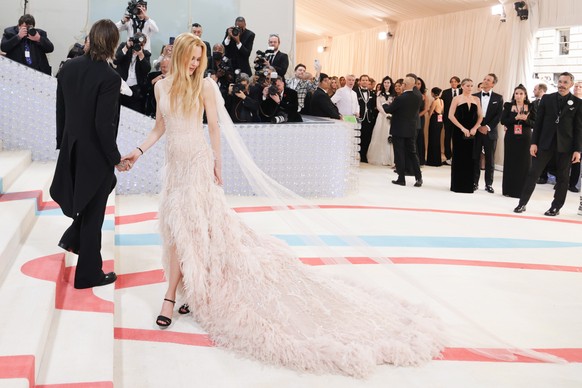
{"left": 0, "top": 141, "right": 116, "bottom": 387}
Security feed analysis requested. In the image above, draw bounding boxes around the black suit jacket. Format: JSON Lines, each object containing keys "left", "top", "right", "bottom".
{"left": 473, "top": 91, "right": 503, "bottom": 140}
{"left": 269, "top": 51, "right": 289, "bottom": 78}
{"left": 533, "top": 92, "right": 582, "bottom": 153}
{"left": 1, "top": 26, "right": 54, "bottom": 75}
{"left": 114, "top": 43, "right": 151, "bottom": 88}
{"left": 260, "top": 87, "right": 301, "bottom": 122}
{"left": 50, "top": 55, "right": 122, "bottom": 217}
{"left": 223, "top": 29, "right": 255, "bottom": 76}
{"left": 354, "top": 87, "right": 377, "bottom": 124}
{"left": 383, "top": 90, "right": 422, "bottom": 138}
{"left": 442, "top": 87, "right": 461, "bottom": 124}
{"left": 310, "top": 88, "right": 340, "bottom": 119}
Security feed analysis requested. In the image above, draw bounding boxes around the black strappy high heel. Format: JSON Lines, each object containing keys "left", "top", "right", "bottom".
{"left": 156, "top": 298, "right": 175, "bottom": 328}
{"left": 178, "top": 303, "right": 190, "bottom": 314}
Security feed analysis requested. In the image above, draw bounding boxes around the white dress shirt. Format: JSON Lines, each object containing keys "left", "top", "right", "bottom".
{"left": 331, "top": 86, "right": 359, "bottom": 116}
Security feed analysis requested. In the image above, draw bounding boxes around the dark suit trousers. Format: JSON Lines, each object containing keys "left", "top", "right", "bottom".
{"left": 570, "top": 162, "right": 581, "bottom": 188}
{"left": 473, "top": 132, "right": 496, "bottom": 186}
{"left": 72, "top": 172, "right": 115, "bottom": 288}
{"left": 519, "top": 149, "right": 571, "bottom": 209}
{"left": 359, "top": 120, "right": 374, "bottom": 163}
{"left": 393, "top": 136, "right": 421, "bottom": 181}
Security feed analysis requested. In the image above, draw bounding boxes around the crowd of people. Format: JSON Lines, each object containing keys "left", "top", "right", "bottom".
{"left": 1, "top": 8, "right": 581, "bottom": 216}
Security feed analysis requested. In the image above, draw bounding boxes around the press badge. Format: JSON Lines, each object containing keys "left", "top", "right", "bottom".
{"left": 514, "top": 124, "right": 522, "bottom": 135}
{"left": 24, "top": 50, "right": 31, "bottom": 58}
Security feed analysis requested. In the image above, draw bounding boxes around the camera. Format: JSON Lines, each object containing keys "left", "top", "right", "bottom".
{"left": 129, "top": 34, "right": 145, "bottom": 51}
{"left": 27, "top": 27, "right": 37, "bottom": 36}
{"left": 254, "top": 50, "right": 269, "bottom": 73}
{"left": 231, "top": 27, "right": 240, "bottom": 37}
{"left": 271, "top": 112, "right": 288, "bottom": 124}
{"left": 232, "top": 83, "right": 245, "bottom": 94}
{"left": 126, "top": 0, "right": 146, "bottom": 20}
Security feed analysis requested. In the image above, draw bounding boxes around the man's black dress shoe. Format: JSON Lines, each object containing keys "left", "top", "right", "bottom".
{"left": 74, "top": 272, "right": 117, "bottom": 289}
{"left": 392, "top": 180, "right": 405, "bottom": 186}
{"left": 544, "top": 207, "right": 560, "bottom": 216}
{"left": 414, "top": 179, "right": 423, "bottom": 187}
{"left": 513, "top": 204, "right": 526, "bottom": 213}
{"left": 58, "top": 241, "right": 79, "bottom": 255}
{"left": 485, "top": 185, "right": 494, "bottom": 194}
{"left": 569, "top": 185, "right": 580, "bottom": 193}
{"left": 536, "top": 178, "right": 547, "bottom": 184}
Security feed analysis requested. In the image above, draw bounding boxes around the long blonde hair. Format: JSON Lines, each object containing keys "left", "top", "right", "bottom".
{"left": 169, "top": 33, "right": 208, "bottom": 115}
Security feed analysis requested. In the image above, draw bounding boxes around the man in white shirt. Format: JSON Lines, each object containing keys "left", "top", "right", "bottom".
{"left": 331, "top": 74, "right": 359, "bottom": 117}
{"left": 116, "top": 1, "right": 158, "bottom": 52}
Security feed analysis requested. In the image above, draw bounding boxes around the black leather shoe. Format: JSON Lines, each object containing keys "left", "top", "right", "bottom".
{"left": 513, "top": 204, "right": 526, "bottom": 213}
{"left": 485, "top": 185, "right": 494, "bottom": 193}
{"left": 569, "top": 185, "right": 580, "bottom": 193}
{"left": 544, "top": 207, "right": 560, "bottom": 216}
{"left": 536, "top": 178, "right": 547, "bottom": 184}
{"left": 473, "top": 183, "right": 478, "bottom": 191}
{"left": 414, "top": 179, "right": 423, "bottom": 187}
{"left": 58, "top": 241, "right": 79, "bottom": 255}
{"left": 392, "top": 180, "right": 405, "bottom": 186}
{"left": 74, "top": 272, "right": 117, "bottom": 289}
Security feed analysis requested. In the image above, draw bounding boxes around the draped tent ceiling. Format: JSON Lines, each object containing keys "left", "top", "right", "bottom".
{"left": 296, "top": 0, "right": 500, "bottom": 43}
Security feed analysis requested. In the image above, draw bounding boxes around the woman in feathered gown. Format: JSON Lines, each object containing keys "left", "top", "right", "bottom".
{"left": 123, "top": 33, "right": 444, "bottom": 378}
{"left": 367, "top": 76, "right": 395, "bottom": 166}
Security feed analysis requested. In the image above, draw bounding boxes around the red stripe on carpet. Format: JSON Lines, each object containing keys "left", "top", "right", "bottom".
{"left": 114, "top": 327, "right": 214, "bottom": 347}
{"left": 36, "top": 382, "right": 113, "bottom": 388}
{"left": 0, "top": 355, "right": 35, "bottom": 387}
{"left": 442, "top": 347, "right": 582, "bottom": 363}
{"left": 116, "top": 212, "right": 158, "bottom": 225}
{"left": 116, "top": 269, "right": 165, "bottom": 289}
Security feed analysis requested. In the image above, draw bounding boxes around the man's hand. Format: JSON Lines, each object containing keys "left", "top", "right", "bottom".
{"left": 530, "top": 144, "right": 538, "bottom": 157}
{"left": 234, "top": 91, "right": 246, "bottom": 100}
{"left": 126, "top": 39, "right": 134, "bottom": 50}
{"left": 269, "top": 93, "right": 281, "bottom": 104}
{"left": 27, "top": 31, "right": 41, "bottom": 43}
{"left": 138, "top": 5, "right": 148, "bottom": 20}
{"left": 18, "top": 26, "right": 28, "bottom": 39}
{"left": 572, "top": 151, "right": 581, "bottom": 164}
{"left": 136, "top": 48, "right": 145, "bottom": 60}
{"left": 477, "top": 125, "right": 488, "bottom": 135}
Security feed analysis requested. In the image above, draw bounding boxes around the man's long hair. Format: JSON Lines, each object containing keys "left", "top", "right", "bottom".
{"left": 88, "top": 19, "right": 119, "bottom": 62}
{"left": 169, "top": 33, "right": 208, "bottom": 115}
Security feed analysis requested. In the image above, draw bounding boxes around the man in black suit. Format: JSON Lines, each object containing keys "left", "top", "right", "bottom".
{"left": 1, "top": 14, "right": 54, "bottom": 75}
{"left": 473, "top": 73, "right": 503, "bottom": 193}
{"left": 266, "top": 34, "right": 289, "bottom": 78}
{"left": 310, "top": 73, "right": 340, "bottom": 119}
{"left": 383, "top": 76, "right": 423, "bottom": 187}
{"left": 441, "top": 76, "right": 461, "bottom": 164}
{"left": 50, "top": 19, "right": 129, "bottom": 289}
{"left": 223, "top": 16, "right": 255, "bottom": 76}
{"left": 192, "top": 22, "right": 212, "bottom": 70}
{"left": 114, "top": 32, "right": 151, "bottom": 113}
{"left": 515, "top": 72, "right": 582, "bottom": 216}
{"left": 259, "top": 76, "right": 301, "bottom": 122}
{"left": 354, "top": 74, "right": 377, "bottom": 163}
{"left": 532, "top": 83, "right": 551, "bottom": 184}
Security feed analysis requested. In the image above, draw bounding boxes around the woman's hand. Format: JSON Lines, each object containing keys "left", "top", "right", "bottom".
{"left": 214, "top": 159, "right": 223, "bottom": 186}
{"left": 121, "top": 148, "right": 142, "bottom": 170}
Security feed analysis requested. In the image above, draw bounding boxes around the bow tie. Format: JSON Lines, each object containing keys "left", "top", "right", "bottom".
{"left": 482, "top": 92, "right": 490, "bottom": 97}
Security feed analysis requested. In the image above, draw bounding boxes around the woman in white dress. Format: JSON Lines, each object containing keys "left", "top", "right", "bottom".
{"left": 122, "top": 33, "right": 447, "bottom": 377}
{"left": 367, "top": 76, "right": 395, "bottom": 166}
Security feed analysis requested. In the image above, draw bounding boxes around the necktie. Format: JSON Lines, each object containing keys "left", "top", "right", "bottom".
{"left": 24, "top": 41, "right": 32, "bottom": 65}
{"left": 453, "top": 89, "right": 456, "bottom": 97}
{"left": 482, "top": 92, "right": 490, "bottom": 97}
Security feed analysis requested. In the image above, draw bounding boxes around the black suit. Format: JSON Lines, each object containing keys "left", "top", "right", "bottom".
{"left": 519, "top": 92, "right": 582, "bottom": 209}
{"left": 260, "top": 87, "right": 301, "bottom": 122}
{"left": 310, "top": 88, "right": 340, "bottom": 119}
{"left": 473, "top": 91, "right": 503, "bottom": 186}
{"left": 384, "top": 90, "right": 423, "bottom": 181}
{"left": 442, "top": 87, "right": 461, "bottom": 159}
{"left": 50, "top": 55, "right": 122, "bottom": 289}
{"left": 1, "top": 26, "right": 54, "bottom": 75}
{"left": 355, "top": 87, "right": 377, "bottom": 163}
{"left": 223, "top": 29, "right": 255, "bottom": 76}
{"left": 269, "top": 51, "right": 289, "bottom": 78}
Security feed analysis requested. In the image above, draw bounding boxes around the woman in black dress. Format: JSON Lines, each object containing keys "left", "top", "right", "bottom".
{"left": 501, "top": 84, "right": 535, "bottom": 198}
{"left": 426, "top": 87, "right": 444, "bottom": 166}
{"left": 448, "top": 78, "right": 483, "bottom": 193}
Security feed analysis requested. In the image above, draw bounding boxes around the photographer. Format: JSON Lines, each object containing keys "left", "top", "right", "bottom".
{"left": 116, "top": 0, "right": 158, "bottom": 52}
{"left": 225, "top": 73, "right": 259, "bottom": 123}
{"left": 260, "top": 76, "right": 302, "bottom": 123}
{"left": 114, "top": 32, "right": 152, "bottom": 113}
{"left": 223, "top": 16, "right": 255, "bottom": 77}
{"left": 1, "top": 14, "right": 54, "bottom": 75}
{"left": 144, "top": 55, "right": 170, "bottom": 117}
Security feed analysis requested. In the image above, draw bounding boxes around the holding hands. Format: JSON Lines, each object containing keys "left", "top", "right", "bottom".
{"left": 117, "top": 147, "right": 144, "bottom": 172}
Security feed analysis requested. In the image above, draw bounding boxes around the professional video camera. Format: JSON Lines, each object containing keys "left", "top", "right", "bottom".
{"left": 126, "top": 0, "right": 147, "bottom": 21}
{"left": 129, "top": 34, "right": 146, "bottom": 51}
